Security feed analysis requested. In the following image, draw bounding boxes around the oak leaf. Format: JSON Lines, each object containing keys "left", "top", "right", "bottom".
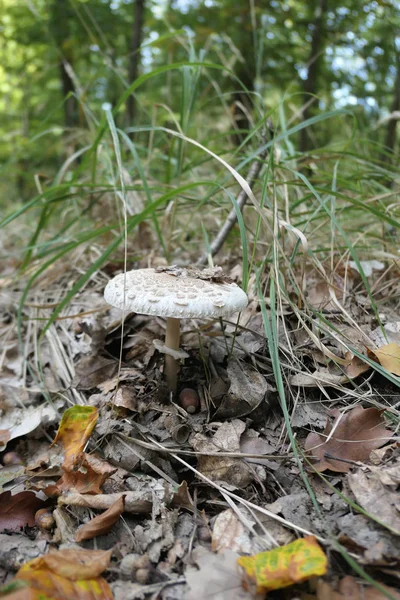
{"left": 75, "top": 495, "right": 124, "bottom": 542}
{"left": 305, "top": 406, "right": 392, "bottom": 473}
{"left": 368, "top": 342, "right": 400, "bottom": 376}
{"left": 0, "top": 491, "right": 47, "bottom": 532}
{"left": 9, "top": 548, "right": 113, "bottom": 600}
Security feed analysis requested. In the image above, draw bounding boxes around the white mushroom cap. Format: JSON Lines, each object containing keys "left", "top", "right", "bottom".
{"left": 104, "top": 268, "right": 248, "bottom": 319}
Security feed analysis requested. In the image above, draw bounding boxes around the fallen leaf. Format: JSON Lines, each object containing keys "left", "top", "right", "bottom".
{"left": 0, "top": 464, "right": 25, "bottom": 493}
{"left": 72, "top": 355, "right": 118, "bottom": 390}
{"left": 45, "top": 453, "right": 117, "bottom": 496}
{"left": 304, "top": 406, "right": 392, "bottom": 473}
{"left": 0, "top": 404, "right": 58, "bottom": 451}
{"left": 368, "top": 342, "right": 400, "bottom": 375}
{"left": 23, "top": 549, "right": 112, "bottom": 580}
{"left": 186, "top": 549, "right": 252, "bottom": 600}
{"left": 57, "top": 491, "right": 156, "bottom": 513}
{"left": 75, "top": 495, "right": 124, "bottom": 542}
{"left": 370, "top": 321, "right": 400, "bottom": 347}
{"left": 348, "top": 470, "right": 400, "bottom": 535}
{"left": 0, "top": 429, "right": 11, "bottom": 446}
{"left": 317, "top": 575, "right": 400, "bottom": 599}
{"left": 171, "top": 480, "right": 194, "bottom": 511}
{"left": 51, "top": 406, "right": 98, "bottom": 469}
{"left": 238, "top": 536, "right": 327, "bottom": 594}
{"left": 0, "top": 491, "right": 47, "bottom": 532}
{"left": 344, "top": 352, "right": 370, "bottom": 378}
{"left": 212, "top": 509, "right": 252, "bottom": 554}
{"left": 7, "top": 548, "right": 113, "bottom": 600}
{"left": 291, "top": 368, "right": 350, "bottom": 387}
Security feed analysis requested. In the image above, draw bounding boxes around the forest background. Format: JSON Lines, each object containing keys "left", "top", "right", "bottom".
{"left": 1, "top": 0, "right": 400, "bottom": 209}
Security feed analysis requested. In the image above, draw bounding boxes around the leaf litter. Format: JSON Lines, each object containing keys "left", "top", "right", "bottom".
{"left": 1, "top": 255, "right": 400, "bottom": 600}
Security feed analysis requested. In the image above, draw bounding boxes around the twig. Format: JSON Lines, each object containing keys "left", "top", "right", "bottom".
{"left": 196, "top": 140, "right": 269, "bottom": 267}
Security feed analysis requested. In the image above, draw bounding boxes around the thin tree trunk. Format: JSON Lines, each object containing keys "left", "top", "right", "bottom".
{"left": 299, "top": 0, "right": 328, "bottom": 154}
{"left": 383, "top": 51, "right": 400, "bottom": 162}
{"left": 51, "top": 0, "right": 77, "bottom": 130}
{"left": 127, "top": 0, "right": 145, "bottom": 132}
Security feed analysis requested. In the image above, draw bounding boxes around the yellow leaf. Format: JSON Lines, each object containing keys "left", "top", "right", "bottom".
{"left": 368, "top": 342, "right": 400, "bottom": 376}
{"left": 51, "top": 406, "right": 98, "bottom": 468}
{"left": 8, "top": 549, "right": 113, "bottom": 600}
{"left": 237, "top": 536, "right": 327, "bottom": 594}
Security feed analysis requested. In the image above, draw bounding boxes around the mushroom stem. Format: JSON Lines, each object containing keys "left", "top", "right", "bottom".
{"left": 164, "top": 317, "right": 181, "bottom": 393}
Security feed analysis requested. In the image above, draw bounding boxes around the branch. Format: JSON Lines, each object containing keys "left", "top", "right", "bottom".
{"left": 196, "top": 141, "right": 269, "bottom": 267}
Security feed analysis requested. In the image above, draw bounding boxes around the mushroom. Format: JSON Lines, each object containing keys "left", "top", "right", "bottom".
{"left": 104, "top": 267, "right": 248, "bottom": 393}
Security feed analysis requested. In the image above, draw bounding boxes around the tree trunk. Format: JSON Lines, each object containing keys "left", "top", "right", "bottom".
{"left": 230, "top": 5, "right": 256, "bottom": 146}
{"left": 127, "top": 0, "right": 145, "bottom": 132}
{"left": 299, "top": 0, "right": 328, "bottom": 154}
{"left": 383, "top": 51, "right": 400, "bottom": 162}
{"left": 51, "top": 0, "right": 77, "bottom": 130}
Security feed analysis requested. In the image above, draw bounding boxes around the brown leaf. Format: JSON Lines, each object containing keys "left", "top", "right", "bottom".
{"left": 75, "top": 495, "right": 124, "bottom": 542}
{"left": 11, "top": 548, "right": 113, "bottom": 600}
{"left": 0, "top": 429, "right": 11, "bottom": 445}
{"left": 0, "top": 491, "right": 47, "bottom": 531}
{"left": 317, "top": 576, "right": 400, "bottom": 600}
{"left": 45, "top": 453, "right": 117, "bottom": 497}
{"left": 344, "top": 352, "right": 371, "bottom": 379}
{"left": 72, "top": 355, "right": 118, "bottom": 390}
{"left": 58, "top": 491, "right": 153, "bottom": 513}
{"left": 304, "top": 406, "right": 392, "bottom": 473}
{"left": 368, "top": 342, "right": 400, "bottom": 376}
{"left": 39, "top": 548, "right": 112, "bottom": 580}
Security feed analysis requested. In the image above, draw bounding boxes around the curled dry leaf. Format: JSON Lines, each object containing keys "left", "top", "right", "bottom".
{"left": 304, "top": 406, "right": 392, "bottom": 473}
{"left": 51, "top": 405, "right": 98, "bottom": 469}
{"left": 58, "top": 491, "right": 153, "bottom": 513}
{"left": 9, "top": 548, "right": 113, "bottom": 600}
{"left": 75, "top": 495, "right": 125, "bottom": 542}
{"left": 45, "top": 452, "right": 117, "bottom": 497}
{"left": 368, "top": 342, "right": 400, "bottom": 376}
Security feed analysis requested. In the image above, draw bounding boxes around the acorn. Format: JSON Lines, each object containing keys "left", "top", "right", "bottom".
{"left": 179, "top": 388, "right": 199, "bottom": 414}
{"left": 35, "top": 508, "right": 55, "bottom": 531}
{"left": 2, "top": 452, "right": 23, "bottom": 466}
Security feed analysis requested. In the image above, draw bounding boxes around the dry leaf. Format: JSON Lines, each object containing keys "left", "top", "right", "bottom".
{"left": 0, "top": 404, "right": 57, "bottom": 452}
{"left": 212, "top": 509, "right": 252, "bottom": 554}
{"left": 57, "top": 491, "right": 154, "bottom": 513}
{"left": 45, "top": 453, "right": 116, "bottom": 496}
{"left": 347, "top": 470, "right": 400, "bottom": 534}
{"left": 51, "top": 406, "right": 98, "bottom": 469}
{"left": 368, "top": 342, "right": 400, "bottom": 375}
{"left": 238, "top": 536, "right": 327, "bottom": 594}
{"left": 291, "top": 368, "right": 350, "bottom": 387}
{"left": 75, "top": 495, "right": 124, "bottom": 542}
{"left": 344, "top": 352, "right": 370, "bottom": 378}
{"left": 9, "top": 548, "right": 113, "bottom": 600}
{"left": 186, "top": 549, "right": 251, "bottom": 600}
{"left": 304, "top": 406, "right": 392, "bottom": 473}
{"left": 0, "top": 491, "right": 47, "bottom": 532}
{"left": 317, "top": 575, "right": 400, "bottom": 599}
{"left": 72, "top": 355, "right": 118, "bottom": 390}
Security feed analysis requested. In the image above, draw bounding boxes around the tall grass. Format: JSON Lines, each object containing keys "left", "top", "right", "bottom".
{"left": 1, "top": 33, "right": 400, "bottom": 598}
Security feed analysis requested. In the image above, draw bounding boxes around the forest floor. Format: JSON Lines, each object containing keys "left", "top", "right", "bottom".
{"left": 1, "top": 236, "right": 400, "bottom": 600}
